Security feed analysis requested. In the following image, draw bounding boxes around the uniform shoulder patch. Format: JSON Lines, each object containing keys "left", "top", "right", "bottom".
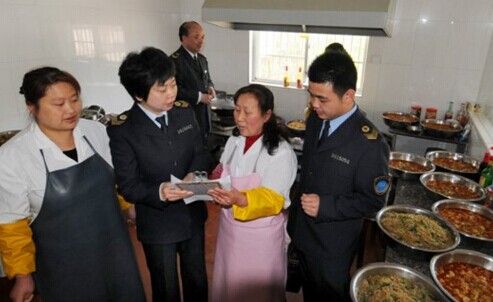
{"left": 361, "top": 123, "right": 378, "bottom": 140}
{"left": 174, "top": 100, "right": 191, "bottom": 108}
{"left": 171, "top": 52, "right": 179, "bottom": 59}
{"left": 374, "top": 175, "right": 391, "bottom": 195}
{"left": 110, "top": 112, "right": 128, "bottom": 126}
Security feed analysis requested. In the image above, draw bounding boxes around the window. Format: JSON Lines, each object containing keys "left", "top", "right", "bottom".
{"left": 250, "top": 31, "right": 369, "bottom": 95}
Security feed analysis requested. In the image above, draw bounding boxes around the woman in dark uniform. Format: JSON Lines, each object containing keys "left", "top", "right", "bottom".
{"left": 0, "top": 67, "right": 145, "bottom": 302}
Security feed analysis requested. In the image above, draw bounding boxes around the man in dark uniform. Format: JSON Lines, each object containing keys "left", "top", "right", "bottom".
{"left": 171, "top": 21, "right": 215, "bottom": 143}
{"left": 287, "top": 51, "right": 390, "bottom": 301}
{"left": 107, "top": 47, "right": 209, "bottom": 302}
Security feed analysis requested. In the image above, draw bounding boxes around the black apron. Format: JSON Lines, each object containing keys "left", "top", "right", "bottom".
{"left": 30, "top": 136, "right": 145, "bottom": 302}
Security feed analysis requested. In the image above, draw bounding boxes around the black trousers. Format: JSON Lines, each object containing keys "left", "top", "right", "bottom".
{"left": 298, "top": 249, "right": 351, "bottom": 302}
{"left": 142, "top": 230, "right": 208, "bottom": 302}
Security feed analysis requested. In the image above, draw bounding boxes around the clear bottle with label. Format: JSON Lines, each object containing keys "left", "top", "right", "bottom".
{"left": 455, "top": 102, "right": 469, "bottom": 126}
{"left": 296, "top": 67, "right": 303, "bottom": 89}
{"left": 444, "top": 101, "right": 454, "bottom": 120}
{"left": 410, "top": 104, "right": 422, "bottom": 120}
{"left": 283, "top": 66, "right": 290, "bottom": 87}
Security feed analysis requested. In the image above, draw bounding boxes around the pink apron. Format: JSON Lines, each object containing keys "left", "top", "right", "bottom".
{"left": 211, "top": 145, "right": 286, "bottom": 302}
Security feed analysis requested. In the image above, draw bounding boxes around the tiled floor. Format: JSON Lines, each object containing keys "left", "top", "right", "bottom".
{"left": 0, "top": 202, "right": 385, "bottom": 302}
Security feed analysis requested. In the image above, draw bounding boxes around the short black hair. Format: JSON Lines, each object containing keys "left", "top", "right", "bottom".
{"left": 118, "top": 47, "right": 175, "bottom": 103}
{"left": 20, "top": 67, "right": 81, "bottom": 108}
{"left": 308, "top": 51, "right": 357, "bottom": 98}
{"left": 324, "top": 42, "right": 349, "bottom": 56}
{"left": 233, "top": 84, "right": 290, "bottom": 155}
{"left": 178, "top": 21, "right": 200, "bottom": 42}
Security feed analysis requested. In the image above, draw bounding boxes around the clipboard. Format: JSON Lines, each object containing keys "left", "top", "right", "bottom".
{"left": 175, "top": 180, "right": 222, "bottom": 196}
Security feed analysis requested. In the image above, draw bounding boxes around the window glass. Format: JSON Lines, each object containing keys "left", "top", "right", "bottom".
{"left": 250, "top": 31, "right": 369, "bottom": 95}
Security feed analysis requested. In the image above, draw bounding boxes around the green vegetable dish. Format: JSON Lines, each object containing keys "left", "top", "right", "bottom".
{"left": 358, "top": 274, "right": 439, "bottom": 302}
{"left": 380, "top": 212, "right": 454, "bottom": 250}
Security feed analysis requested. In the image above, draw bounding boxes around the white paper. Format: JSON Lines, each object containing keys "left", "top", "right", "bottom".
{"left": 170, "top": 175, "right": 232, "bottom": 204}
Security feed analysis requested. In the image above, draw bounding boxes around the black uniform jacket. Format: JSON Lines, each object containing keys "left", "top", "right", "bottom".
{"left": 287, "top": 108, "right": 389, "bottom": 270}
{"left": 107, "top": 104, "right": 208, "bottom": 244}
{"left": 171, "top": 46, "right": 214, "bottom": 133}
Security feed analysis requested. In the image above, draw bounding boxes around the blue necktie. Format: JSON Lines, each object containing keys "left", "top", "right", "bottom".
{"left": 318, "top": 120, "right": 330, "bottom": 146}
{"left": 155, "top": 116, "right": 167, "bottom": 132}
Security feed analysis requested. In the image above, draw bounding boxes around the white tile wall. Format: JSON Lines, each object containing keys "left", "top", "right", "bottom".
{"left": 0, "top": 0, "right": 492, "bottom": 157}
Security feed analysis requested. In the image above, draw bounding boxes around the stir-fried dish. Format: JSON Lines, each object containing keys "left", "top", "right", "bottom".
{"left": 389, "top": 159, "right": 430, "bottom": 173}
{"left": 384, "top": 113, "right": 418, "bottom": 123}
{"left": 422, "top": 122, "right": 457, "bottom": 131}
{"left": 432, "top": 158, "right": 477, "bottom": 173}
{"left": 438, "top": 208, "right": 493, "bottom": 239}
{"left": 380, "top": 212, "right": 454, "bottom": 250}
{"left": 426, "top": 180, "right": 482, "bottom": 200}
{"left": 287, "top": 120, "right": 306, "bottom": 130}
{"left": 437, "top": 262, "right": 493, "bottom": 302}
{"left": 358, "top": 273, "right": 439, "bottom": 302}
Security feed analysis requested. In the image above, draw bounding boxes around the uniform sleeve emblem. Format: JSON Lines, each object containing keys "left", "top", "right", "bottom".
{"left": 118, "top": 114, "right": 127, "bottom": 121}
{"left": 374, "top": 175, "right": 391, "bottom": 195}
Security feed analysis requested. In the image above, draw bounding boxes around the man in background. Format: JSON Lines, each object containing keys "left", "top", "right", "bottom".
{"left": 287, "top": 51, "right": 390, "bottom": 301}
{"left": 171, "top": 21, "right": 215, "bottom": 144}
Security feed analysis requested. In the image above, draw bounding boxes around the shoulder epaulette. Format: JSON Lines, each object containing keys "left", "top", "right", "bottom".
{"left": 361, "top": 123, "right": 378, "bottom": 140}
{"left": 110, "top": 112, "right": 128, "bottom": 126}
{"left": 170, "top": 52, "right": 179, "bottom": 59}
{"left": 174, "top": 100, "right": 191, "bottom": 109}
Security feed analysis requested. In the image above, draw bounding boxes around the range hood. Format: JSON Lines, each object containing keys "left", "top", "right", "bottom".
{"left": 202, "top": 0, "right": 395, "bottom": 37}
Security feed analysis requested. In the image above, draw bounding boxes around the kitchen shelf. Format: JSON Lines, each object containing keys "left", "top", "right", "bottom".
{"left": 387, "top": 127, "right": 468, "bottom": 153}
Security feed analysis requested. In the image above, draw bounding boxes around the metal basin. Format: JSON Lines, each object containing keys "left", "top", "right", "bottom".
{"left": 382, "top": 111, "right": 419, "bottom": 129}
{"left": 389, "top": 151, "right": 435, "bottom": 180}
{"left": 0, "top": 130, "right": 20, "bottom": 146}
{"left": 376, "top": 205, "right": 460, "bottom": 260}
{"left": 421, "top": 119, "right": 463, "bottom": 138}
{"left": 420, "top": 172, "right": 485, "bottom": 202}
{"left": 350, "top": 262, "right": 448, "bottom": 302}
{"left": 425, "top": 151, "right": 480, "bottom": 177}
{"left": 430, "top": 249, "right": 493, "bottom": 302}
{"left": 286, "top": 119, "right": 306, "bottom": 137}
{"left": 431, "top": 199, "right": 493, "bottom": 245}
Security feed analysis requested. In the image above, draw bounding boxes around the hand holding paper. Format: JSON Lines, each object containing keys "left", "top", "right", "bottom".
{"left": 170, "top": 175, "right": 231, "bottom": 204}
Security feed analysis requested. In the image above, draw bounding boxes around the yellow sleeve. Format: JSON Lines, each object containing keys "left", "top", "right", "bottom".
{"left": 0, "top": 219, "right": 36, "bottom": 279}
{"left": 117, "top": 193, "right": 133, "bottom": 210}
{"left": 232, "top": 187, "right": 284, "bottom": 221}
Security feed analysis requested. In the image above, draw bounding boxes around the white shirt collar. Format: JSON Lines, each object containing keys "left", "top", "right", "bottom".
{"left": 184, "top": 47, "right": 197, "bottom": 59}
{"left": 137, "top": 103, "right": 168, "bottom": 127}
{"left": 31, "top": 120, "right": 87, "bottom": 162}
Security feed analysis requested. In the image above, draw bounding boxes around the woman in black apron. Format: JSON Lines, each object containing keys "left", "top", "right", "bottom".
{"left": 0, "top": 67, "right": 145, "bottom": 301}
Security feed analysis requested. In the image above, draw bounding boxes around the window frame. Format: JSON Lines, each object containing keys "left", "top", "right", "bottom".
{"left": 249, "top": 31, "right": 369, "bottom": 96}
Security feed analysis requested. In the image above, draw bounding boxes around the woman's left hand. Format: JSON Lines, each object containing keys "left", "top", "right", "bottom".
{"left": 208, "top": 187, "right": 247, "bottom": 207}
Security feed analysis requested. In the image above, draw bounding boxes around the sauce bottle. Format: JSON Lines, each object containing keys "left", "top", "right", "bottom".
{"left": 425, "top": 107, "right": 437, "bottom": 119}
{"left": 485, "top": 185, "right": 493, "bottom": 209}
{"left": 410, "top": 104, "right": 422, "bottom": 120}
{"left": 479, "top": 155, "right": 493, "bottom": 188}
{"left": 296, "top": 67, "right": 303, "bottom": 89}
{"left": 283, "top": 66, "right": 290, "bottom": 87}
{"left": 455, "top": 102, "right": 469, "bottom": 126}
{"left": 444, "top": 101, "right": 454, "bottom": 120}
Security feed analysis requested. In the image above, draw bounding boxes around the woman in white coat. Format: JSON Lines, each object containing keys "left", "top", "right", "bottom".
{"left": 208, "top": 84, "right": 297, "bottom": 302}
{"left": 0, "top": 67, "right": 144, "bottom": 302}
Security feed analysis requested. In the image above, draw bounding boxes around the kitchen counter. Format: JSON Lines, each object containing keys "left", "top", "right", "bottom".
{"left": 384, "top": 178, "right": 493, "bottom": 277}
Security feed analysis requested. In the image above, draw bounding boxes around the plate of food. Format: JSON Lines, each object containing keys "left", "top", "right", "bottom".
{"left": 420, "top": 172, "right": 485, "bottom": 202}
